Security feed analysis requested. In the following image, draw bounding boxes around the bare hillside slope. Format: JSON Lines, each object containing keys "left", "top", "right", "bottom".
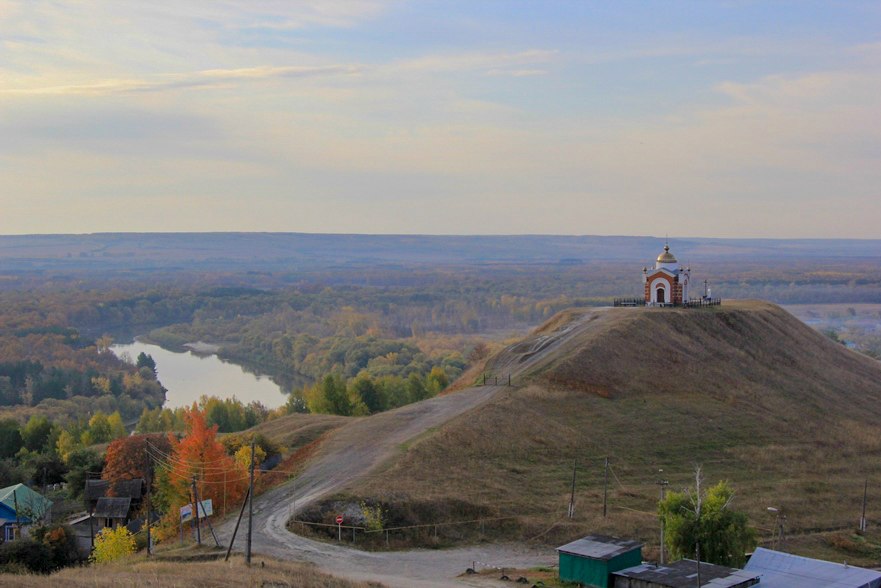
{"left": 350, "top": 301, "right": 881, "bottom": 558}
{"left": 506, "top": 300, "right": 881, "bottom": 418}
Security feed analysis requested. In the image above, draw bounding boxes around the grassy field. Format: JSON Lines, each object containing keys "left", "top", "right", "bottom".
{"left": 0, "top": 548, "right": 382, "bottom": 587}
{"left": 327, "top": 301, "right": 881, "bottom": 563}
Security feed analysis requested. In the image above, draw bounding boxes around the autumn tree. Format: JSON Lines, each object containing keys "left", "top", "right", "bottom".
{"left": 157, "top": 406, "right": 246, "bottom": 537}
{"left": 102, "top": 434, "right": 172, "bottom": 494}
{"left": 90, "top": 526, "right": 136, "bottom": 563}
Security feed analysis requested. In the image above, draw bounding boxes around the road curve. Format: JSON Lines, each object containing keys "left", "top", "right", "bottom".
{"left": 216, "top": 385, "right": 555, "bottom": 586}
{"left": 215, "top": 312, "right": 613, "bottom": 585}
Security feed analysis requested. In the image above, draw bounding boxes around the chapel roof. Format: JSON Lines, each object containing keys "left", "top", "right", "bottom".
{"left": 657, "top": 244, "right": 678, "bottom": 264}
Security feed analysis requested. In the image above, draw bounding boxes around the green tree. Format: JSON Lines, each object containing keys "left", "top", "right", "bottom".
{"left": 306, "top": 375, "right": 352, "bottom": 415}
{"left": 425, "top": 365, "right": 449, "bottom": 395}
{"left": 659, "top": 470, "right": 757, "bottom": 567}
{"left": 65, "top": 448, "right": 104, "bottom": 498}
{"left": 21, "top": 415, "right": 53, "bottom": 452}
{"left": 351, "top": 374, "right": 382, "bottom": 414}
{"left": 135, "top": 352, "right": 156, "bottom": 374}
{"left": 0, "top": 418, "right": 22, "bottom": 458}
{"left": 407, "top": 372, "right": 429, "bottom": 403}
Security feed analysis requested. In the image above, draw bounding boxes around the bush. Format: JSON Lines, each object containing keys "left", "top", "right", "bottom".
{"left": 33, "top": 524, "right": 81, "bottom": 569}
{"left": 0, "top": 538, "right": 53, "bottom": 573}
{"left": 90, "top": 526, "right": 136, "bottom": 563}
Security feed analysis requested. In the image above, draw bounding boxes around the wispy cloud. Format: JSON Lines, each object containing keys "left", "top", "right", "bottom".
{"left": 486, "top": 68, "right": 547, "bottom": 77}
{"left": 1, "top": 49, "right": 558, "bottom": 96}
{"left": 1, "top": 64, "right": 362, "bottom": 96}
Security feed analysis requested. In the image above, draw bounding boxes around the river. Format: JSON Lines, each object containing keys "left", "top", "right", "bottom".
{"left": 110, "top": 340, "right": 289, "bottom": 409}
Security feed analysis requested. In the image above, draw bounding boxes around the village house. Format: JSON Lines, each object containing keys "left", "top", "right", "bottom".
{"left": 0, "top": 483, "right": 53, "bottom": 542}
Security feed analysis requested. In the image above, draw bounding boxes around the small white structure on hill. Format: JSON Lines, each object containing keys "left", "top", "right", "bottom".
{"left": 643, "top": 243, "right": 690, "bottom": 306}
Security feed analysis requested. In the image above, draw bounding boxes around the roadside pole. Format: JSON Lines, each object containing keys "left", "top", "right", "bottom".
{"left": 246, "top": 440, "right": 255, "bottom": 567}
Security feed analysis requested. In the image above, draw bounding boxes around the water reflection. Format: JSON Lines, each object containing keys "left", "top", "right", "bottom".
{"left": 111, "top": 340, "right": 290, "bottom": 409}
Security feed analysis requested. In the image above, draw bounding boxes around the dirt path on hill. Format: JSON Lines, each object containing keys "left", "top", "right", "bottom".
{"left": 217, "top": 309, "right": 611, "bottom": 587}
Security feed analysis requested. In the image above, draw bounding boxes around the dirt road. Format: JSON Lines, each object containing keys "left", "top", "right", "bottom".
{"left": 217, "top": 312, "right": 608, "bottom": 586}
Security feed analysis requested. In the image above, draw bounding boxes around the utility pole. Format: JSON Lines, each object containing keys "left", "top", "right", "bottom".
{"left": 192, "top": 476, "right": 220, "bottom": 547}
{"left": 13, "top": 489, "right": 20, "bottom": 539}
{"left": 146, "top": 480, "right": 152, "bottom": 556}
{"left": 657, "top": 472, "right": 669, "bottom": 565}
{"left": 602, "top": 457, "right": 609, "bottom": 518}
{"left": 861, "top": 479, "right": 868, "bottom": 532}
{"left": 246, "top": 439, "right": 255, "bottom": 567}
{"left": 87, "top": 479, "right": 94, "bottom": 548}
{"left": 568, "top": 459, "right": 577, "bottom": 519}
{"left": 695, "top": 466, "right": 703, "bottom": 588}
{"left": 191, "top": 477, "right": 202, "bottom": 545}
{"left": 224, "top": 486, "right": 250, "bottom": 562}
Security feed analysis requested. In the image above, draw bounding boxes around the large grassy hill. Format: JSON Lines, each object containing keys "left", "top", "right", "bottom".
{"left": 341, "top": 301, "right": 881, "bottom": 561}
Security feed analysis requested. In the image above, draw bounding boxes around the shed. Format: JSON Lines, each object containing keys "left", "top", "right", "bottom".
{"left": 557, "top": 534, "right": 643, "bottom": 588}
{"left": 613, "top": 559, "right": 759, "bottom": 588}
{"left": 85, "top": 478, "right": 144, "bottom": 512}
{"left": 93, "top": 496, "right": 133, "bottom": 529}
{"left": 744, "top": 547, "right": 881, "bottom": 588}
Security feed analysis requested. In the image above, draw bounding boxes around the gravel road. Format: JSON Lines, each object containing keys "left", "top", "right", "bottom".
{"left": 216, "top": 313, "right": 607, "bottom": 586}
{"left": 216, "top": 385, "right": 554, "bottom": 586}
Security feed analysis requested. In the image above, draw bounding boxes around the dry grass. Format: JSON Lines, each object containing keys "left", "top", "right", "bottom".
{"left": 340, "top": 302, "right": 881, "bottom": 563}
{"left": 251, "top": 413, "right": 349, "bottom": 450}
{"left": 0, "top": 551, "right": 381, "bottom": 587}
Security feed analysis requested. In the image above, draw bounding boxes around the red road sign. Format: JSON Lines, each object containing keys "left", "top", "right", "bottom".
{"left": 335, "top": 515, "right": 344, "bottom": 525}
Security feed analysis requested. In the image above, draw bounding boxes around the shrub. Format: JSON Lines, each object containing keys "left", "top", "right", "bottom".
{"left": 0, "top": 537, "right": 53, "bottom": 573}
{"left": 33, "top": 524, "right": 81, "bottom": 569}
{"left": 90, "top": 526, "right": 136, "bottom": 563}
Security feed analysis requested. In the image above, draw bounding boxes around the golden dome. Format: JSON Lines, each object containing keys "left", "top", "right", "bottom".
{"left": 656, "top": 244, "right": 677, "bottom": 264}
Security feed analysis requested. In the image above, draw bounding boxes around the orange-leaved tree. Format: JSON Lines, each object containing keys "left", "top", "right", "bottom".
{"left": 102, "top": 433, "right": 171, "bottom": 494}
{"left": 155, "top": 406, "right": 248, "bottom": 539}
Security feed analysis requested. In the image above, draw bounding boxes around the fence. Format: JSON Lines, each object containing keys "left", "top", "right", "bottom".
{"left": 613, "top": 298, "right": 643, "bottom": 307}
{"left": 614, "top": 297, "right": 723, "bottom": 308}
{"left": 478, "top": 373, "right": 512, "bottom": 386}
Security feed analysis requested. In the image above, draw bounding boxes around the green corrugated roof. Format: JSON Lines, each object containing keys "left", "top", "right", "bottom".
{"left": 0, "top": 483, "right": 52, "bottom": 517}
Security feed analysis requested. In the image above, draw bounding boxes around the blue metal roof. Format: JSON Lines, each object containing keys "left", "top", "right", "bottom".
{"left": 745, "top": 548, "right": 881, "bottom": 588}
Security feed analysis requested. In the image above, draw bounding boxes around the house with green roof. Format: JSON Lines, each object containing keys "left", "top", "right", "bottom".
{"left": 0, "top": 483, "right": 53, "bottom": 542}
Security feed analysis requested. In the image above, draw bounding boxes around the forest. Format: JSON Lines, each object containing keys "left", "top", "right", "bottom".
{"left": 0, "top": 235, "right": 880, "bottom": 573}
{"left": 0, "top": 243, "right": 878, "bottom": 484}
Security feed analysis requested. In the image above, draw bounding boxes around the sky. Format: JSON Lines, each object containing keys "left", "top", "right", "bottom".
{"left": 1, "top": 1, "right": 880, "bottom": 238}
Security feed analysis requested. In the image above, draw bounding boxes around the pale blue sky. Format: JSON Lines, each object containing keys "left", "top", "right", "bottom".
{"left": 1, "top": 1, "right": 879, "bottom": 237}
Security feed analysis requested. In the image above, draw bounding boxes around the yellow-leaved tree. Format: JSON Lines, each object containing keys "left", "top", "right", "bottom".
{"left": 90, "top": 526, "right": 136, "bottom": 563}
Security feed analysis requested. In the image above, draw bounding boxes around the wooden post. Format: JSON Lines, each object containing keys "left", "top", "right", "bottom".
{"left": 224, "top": 486, "right": 250, "bottom": 561}
{"left": 568, "top": 459, "right": 577, "bottom": 519}
{"left": 602, "top": 457, "right": 609, "bottom": 518}
{"left": 246, "top": 440, "right": 255, "bottom": 566}
{"left": 658, "top": 476, "right": 669, "bottom": 564}
{"left": 191, "top": 477, "right": 201, "bottom": 546}
{"left": 13, "top": 489, "right": 21, "bottom": 539}
{"left": 861, "top": 479, "right": 868, "bottom": 532}
{"left": 146, "top": 483, "right": 152, "bottom": 557}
